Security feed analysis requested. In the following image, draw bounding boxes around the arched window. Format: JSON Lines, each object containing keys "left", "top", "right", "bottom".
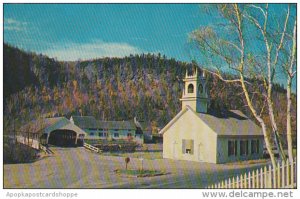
{"left": 188, "top": 84, "right": 194, "bottom": 93}
{"left": 198, "top": 84, "right": 203, "bottom": 94}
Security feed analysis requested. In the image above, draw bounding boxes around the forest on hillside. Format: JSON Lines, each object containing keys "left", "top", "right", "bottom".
{"left": 3, "top": 44, "right": 296, "bottom": 142}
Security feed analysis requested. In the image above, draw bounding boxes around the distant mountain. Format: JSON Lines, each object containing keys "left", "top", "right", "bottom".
{"left": 3, "top": 43, "right": 296, "bottom": 139}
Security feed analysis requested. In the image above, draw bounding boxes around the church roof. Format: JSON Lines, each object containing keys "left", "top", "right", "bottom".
{"left": 196, "top": 109, "right": 262, "bottom": 136}
{"left": 159, "top": 106, "right": 262, "bottom": 136}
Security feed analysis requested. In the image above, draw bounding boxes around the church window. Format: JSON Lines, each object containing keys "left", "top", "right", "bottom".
{"left": 251, "top": 140, "right": 259, "bottom": 154}
{"left": 240, "top": 140, "right": 249, "bottom": 156}
{"left": 228, "top": 140, "right": 237, "bottom": 156}
{"left": 188, "top": 84, "right": 194, "bottom": 93}
{"left": 182, "top": 139, "right": 194, "bottom": 155}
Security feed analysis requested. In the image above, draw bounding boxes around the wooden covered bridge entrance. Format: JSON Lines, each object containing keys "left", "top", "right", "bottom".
{"left": 19, "top": 117, "right": 86, "bottom": 149}
{"left": 48, "top": 130, "right": 82, "bottom": 147}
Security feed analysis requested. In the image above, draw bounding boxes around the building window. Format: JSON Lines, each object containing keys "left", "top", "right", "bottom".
{"left": 90, "top": 132, "right": 94, "bottom": 136}
{"left": 240, "top": 140, "right": 249, "bottom": 156}
{"left": 188, "top": 84, "right": 194, "bottom": 93}
{"left": 114, "top": 133, "right": 119, "bottom": 138}
{"left": 251, "top": 140, "right": 259, "bottom": 154}
{"left": 228, "top": 140, "right": 238, "bottom": 156}
{"left": 182, "top": 139, "right": 194, "bottom": 155}
{"left": 127, "top": 133, "right": 132, "bottom": 137}
{"left": 99, "top": 132, "right": 108, "bottom": 137}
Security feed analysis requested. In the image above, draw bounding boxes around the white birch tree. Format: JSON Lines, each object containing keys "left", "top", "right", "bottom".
{"left": 189, "top": 4, "right": 295, "bottom": 168}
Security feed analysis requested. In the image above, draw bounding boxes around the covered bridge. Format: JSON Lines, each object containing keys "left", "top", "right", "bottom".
{"left": 19, "top": 117, "right": 86, "bottom": 147}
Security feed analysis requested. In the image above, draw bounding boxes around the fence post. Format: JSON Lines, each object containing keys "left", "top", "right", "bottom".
{"left": 248, "top": 172, "right": 251, "bottom": 188}
{"left": 240, "top": 174, "right": 244, "bottom": 188}
{"left": 259, "top": 168, "right": 264, "bottom": 188}
{"left": 282, "top": 161, "right": 285, "bottom": 188}
{"left": 263, "top": 166, "right": 267, "bottom": 188}
{"left": 236, "top": 176, "right": 240, "bottom": 189}
{"left": 277, "top": 161, "right": 281, "bottom": 188}
{"left": 256, "top": 169, "right": 259, "bottom": 188}
{"left": 286, "top": 160, "right": 290, "bottom": 187}
{"left": 228, "top": 178, "right": 231, "bottom": 189}
{"left": 273, "top": 163, "right": 277, "bottom": 188}
{"left": 291, "top": 159, "right": 294, "bottom": 188}
{"left": 244, "top": 173, "right": 247, "bottom": 188}
{"left": 232, "top": 177, "right": 236, "bottom": 189}
{"left": 224, "top": 179, "right": 227, "bottom": 188}
{"left": 221, "top": 180, "right": 224, "bottom": 188}
{"left": 268, "top": 165, "right": 272, "bottom": 188}
{"left": 252, "top": 170, "right": 255, "bottom": 188}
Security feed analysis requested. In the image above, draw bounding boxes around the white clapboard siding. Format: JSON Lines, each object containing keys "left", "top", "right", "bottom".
{"left": 208, "top": 159, "right": 296, "bottom": 188}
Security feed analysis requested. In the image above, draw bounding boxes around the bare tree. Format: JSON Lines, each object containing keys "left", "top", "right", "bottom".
{"left": 241, "top": 4, "right": 293, "bottom": 162}
{"left": 280, "top": 17, "right": 296, "bottom": 163}
{"left": 189, "top": 4, "right": 295, "bottom": 168}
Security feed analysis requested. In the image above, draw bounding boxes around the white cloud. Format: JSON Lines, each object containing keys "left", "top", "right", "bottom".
{"left": 4, "top": 18, "right": 27, "bottom": 32}
{"left": 44, "top": 40, "right": 144, "bottom": 61}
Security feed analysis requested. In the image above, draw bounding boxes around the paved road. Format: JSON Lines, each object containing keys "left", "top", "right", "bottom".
{"left": 4, "top": 147, "right": 269, "bottom": 188}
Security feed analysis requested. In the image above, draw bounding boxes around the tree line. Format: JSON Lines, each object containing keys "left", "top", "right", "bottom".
{"left": 3, "top": 43, "right": 296, "bottom": 149}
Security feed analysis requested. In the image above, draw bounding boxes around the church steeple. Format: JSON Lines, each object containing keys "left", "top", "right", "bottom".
{"left": 180, "top": 67, "right": 209, "bottom": 113}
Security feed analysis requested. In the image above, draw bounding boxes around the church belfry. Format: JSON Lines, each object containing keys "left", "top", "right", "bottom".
{"left": 180, "top": 67, "right": 209, "bottom": 113}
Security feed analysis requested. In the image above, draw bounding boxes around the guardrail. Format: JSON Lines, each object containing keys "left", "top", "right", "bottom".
{"left": 84, "top": 142, "right": 101, "bottom": 153}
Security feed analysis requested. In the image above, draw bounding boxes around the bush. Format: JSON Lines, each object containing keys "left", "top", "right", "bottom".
{"left": 93, "top": 142, "right": 138, "bottom": 152}
{"left": 85, "top": 139, "right": 139, "bottom": 152}
{"left": 4, "top": 137, "right": 39, "bottom": 164}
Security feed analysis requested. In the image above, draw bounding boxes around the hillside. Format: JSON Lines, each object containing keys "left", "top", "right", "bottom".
{"left": 3, "top": 44, "right": 296, "bottom": 140}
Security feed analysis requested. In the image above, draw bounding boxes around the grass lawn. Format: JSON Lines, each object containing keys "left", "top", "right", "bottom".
{"left": 115, "top": 169, "right": 166, "bottom": 177}
{"left": 103, "top": 151, "right": 162, "bottom": 159}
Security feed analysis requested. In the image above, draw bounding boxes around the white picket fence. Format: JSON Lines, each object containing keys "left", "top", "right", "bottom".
{"left": 208, "top": 159, "right": 296, "bottom": 188}
{"left": 83, "top": 142, "right": 102, "bottom": 153}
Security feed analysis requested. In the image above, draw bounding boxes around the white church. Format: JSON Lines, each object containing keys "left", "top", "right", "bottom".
{"left": 159, "top": 67, "right": 264, "bottom": 164}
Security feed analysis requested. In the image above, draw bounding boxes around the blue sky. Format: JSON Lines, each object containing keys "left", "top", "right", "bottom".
{"left": 4, "top": 4, "right": 210, "bottom": 62}
{"left": 3, "top": 4, "right": 296, "bottom": 91}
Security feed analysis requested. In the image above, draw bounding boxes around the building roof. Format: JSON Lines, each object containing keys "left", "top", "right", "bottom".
{"left": 97, "top": 121, "right": 136, "bottom": 130}
{"left": 20, "top": 117, "right": 86, "bottom": 136}
{"left": 70, "top": 116, "right": 137, "bottom": 130}
{"left": 70, "top": 116, "right": 98, "bottom": 129}
{"left": 159, "top": 106, "right": 262, "bottom": 137}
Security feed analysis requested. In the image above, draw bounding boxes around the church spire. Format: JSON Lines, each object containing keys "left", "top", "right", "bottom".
{"left": 180, "top": 66, "right": 208, "bottom": 113}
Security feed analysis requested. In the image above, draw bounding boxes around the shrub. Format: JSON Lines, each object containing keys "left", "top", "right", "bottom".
{"left": 4, "top": 137, "right": 39, "bottom": 164}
